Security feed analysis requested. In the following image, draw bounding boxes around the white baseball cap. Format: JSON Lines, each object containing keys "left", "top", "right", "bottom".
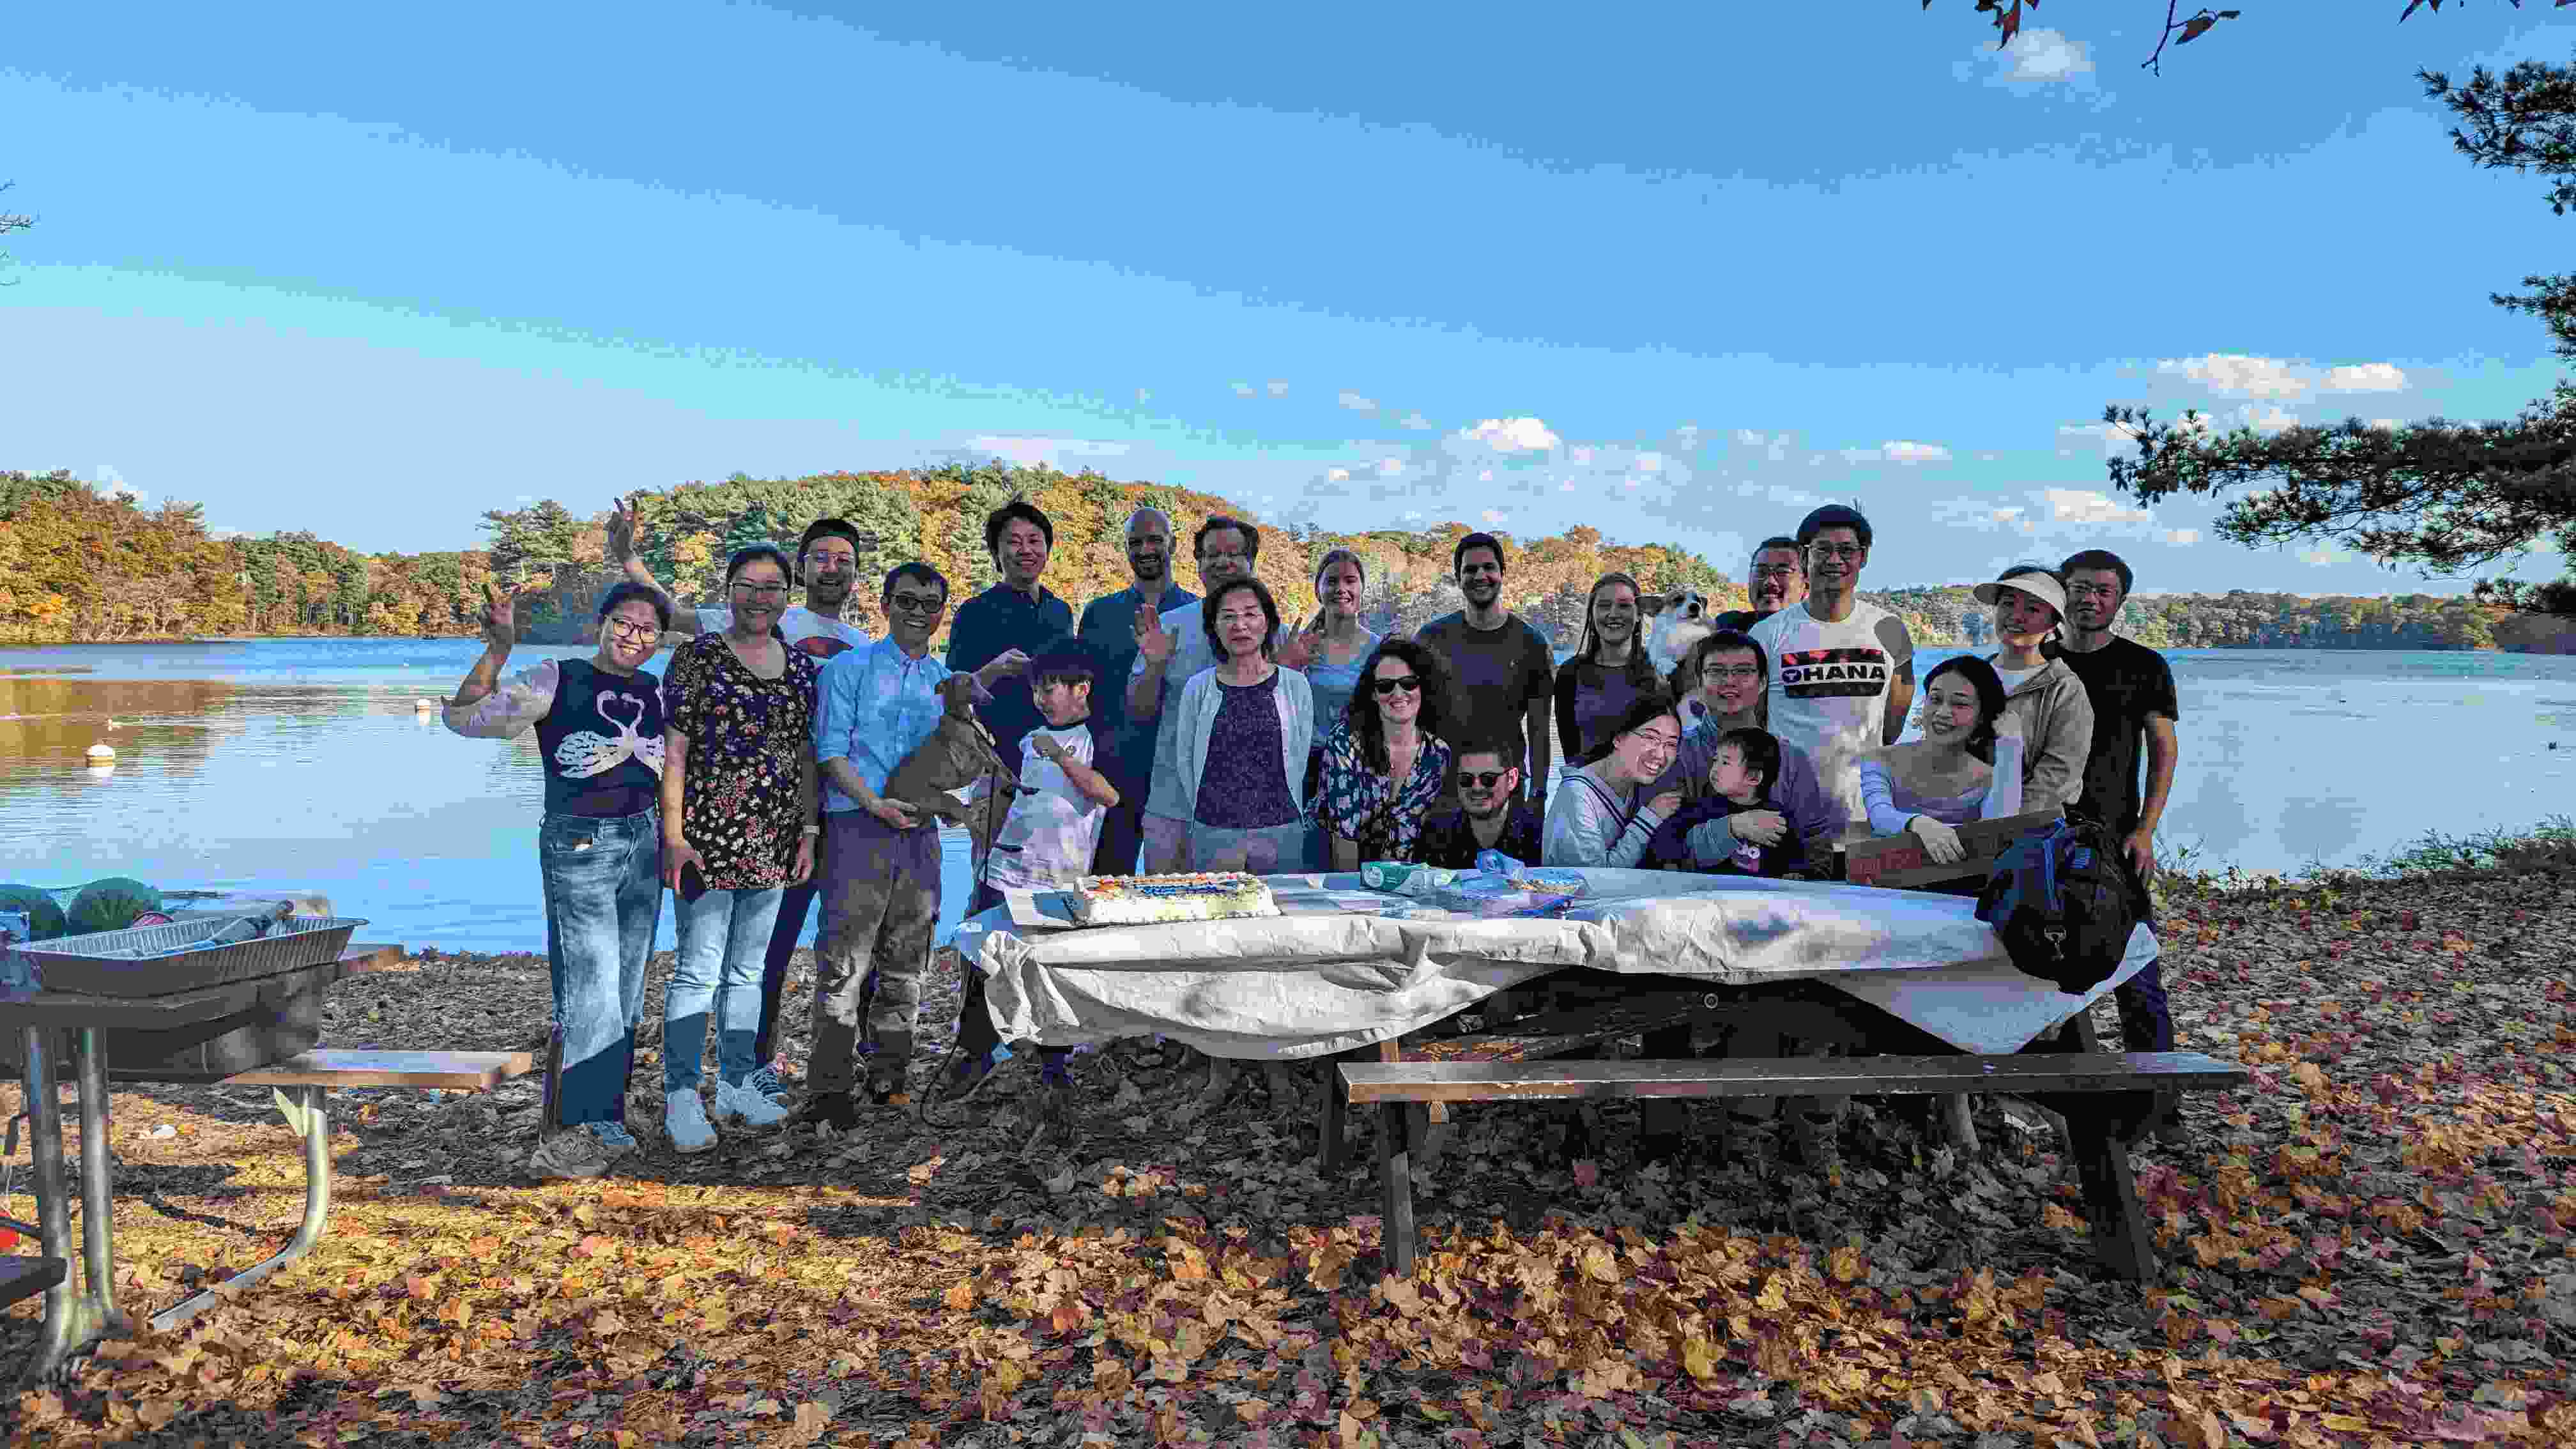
{"left": 1972, "top": 567, "right": 2068, "bottom": 617}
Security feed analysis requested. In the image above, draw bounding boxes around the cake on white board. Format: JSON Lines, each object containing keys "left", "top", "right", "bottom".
{"left": 1071, "top": 872, "right": 1280, "bottom": 926}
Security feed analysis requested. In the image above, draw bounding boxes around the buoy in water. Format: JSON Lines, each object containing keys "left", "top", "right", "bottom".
{"left": 413, "top": 698, "right": 436, "bottom": 712}
{"left": 86, "top": 743, "right": 116, "bottom": 760}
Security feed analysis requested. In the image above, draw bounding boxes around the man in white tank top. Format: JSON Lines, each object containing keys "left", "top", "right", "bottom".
{"left": 1748, "top": 504, "right": 1917, "bottom": 838}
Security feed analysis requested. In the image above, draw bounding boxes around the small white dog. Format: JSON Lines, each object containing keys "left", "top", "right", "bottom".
{"left": 1640, "top": 590, "right": 1713, "bottom": 682}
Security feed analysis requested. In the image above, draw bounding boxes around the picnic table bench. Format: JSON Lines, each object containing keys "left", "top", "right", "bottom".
{"left": 1336, "top": 1004, "right": 2248, "bottom": 1282}
{"left": 4, "top": 943, "right": 533, "bottom": 1384}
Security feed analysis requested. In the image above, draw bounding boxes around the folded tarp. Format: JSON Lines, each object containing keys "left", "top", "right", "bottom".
{"left": 972, "top": 869, "right": 2158, "bottom": 1060}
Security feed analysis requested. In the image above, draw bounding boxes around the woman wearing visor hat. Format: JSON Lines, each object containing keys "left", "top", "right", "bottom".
{"left": 1974, "top": 564, "right": 2095, "bottom": 815}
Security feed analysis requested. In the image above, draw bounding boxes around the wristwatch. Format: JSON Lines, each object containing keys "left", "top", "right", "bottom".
{"left": 801, "top": 825, "right": 822, "bottom": 837}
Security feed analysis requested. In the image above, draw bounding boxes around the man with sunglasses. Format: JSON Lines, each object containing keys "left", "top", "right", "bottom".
{"left": 803, "top": 563, "right": 1027, "bottom": 1124}
{"left": 1414, "top": 741, "right": 1544, "bottom": 870}
{"left": 1747, "top": 504, "right": 1916, "bottom": 850}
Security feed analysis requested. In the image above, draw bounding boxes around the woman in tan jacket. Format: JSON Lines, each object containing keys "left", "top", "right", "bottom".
{"left": 1973, "top": 565, "right": 2094, "bottom": 813}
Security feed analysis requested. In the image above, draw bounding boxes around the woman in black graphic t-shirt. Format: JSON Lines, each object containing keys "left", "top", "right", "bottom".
{"left": 445, "top": 579, "right": 671, "bottom": 1183}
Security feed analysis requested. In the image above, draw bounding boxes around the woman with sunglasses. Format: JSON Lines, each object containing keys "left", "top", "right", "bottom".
{"left": 1541, "top": 691, "right": 1685, "bottom": 868}
{"left": 1312, "top": 638, "right": 1454, "bottom": 870}
{"left": 656, "top": 544, "right": 821, "bottom": 1154}
{"left": 445, "top": 579, "right": 673, "bottom": 1180}
{"left": 1293, "top": 548, "right": 1383, "bottom": 869}
{"left": 1172, "top": 577, "right": 1314, "bottom": 873}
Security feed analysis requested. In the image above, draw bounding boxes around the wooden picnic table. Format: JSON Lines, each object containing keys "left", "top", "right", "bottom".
{"left": 1, "top": 942, "right": 406, "bottom": 1385}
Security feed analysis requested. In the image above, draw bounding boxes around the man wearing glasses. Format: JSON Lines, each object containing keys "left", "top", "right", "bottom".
{"left": 1709, "top": 536, "right": 1809, "bottom": 638}
{"left": 804, "top": 563, "right": 1027, "bottom": 1123}
{"left": 610, "top": 498, "right": 872, "bottom": 660}
{"left": 1650, "top": 630, "right": 1841, "bottom": 867}
{"left": 1747, "top": 504, "right": 1916, "bottom": 848}
{"left": 947, "top": 501, "right": 1075, "bottom": 770}
{"left": 610, "top": 505, "right": 873, "bottom": 1078}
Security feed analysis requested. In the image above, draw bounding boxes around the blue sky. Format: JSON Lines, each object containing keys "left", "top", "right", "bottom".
{"left": 8, "top": 2, "right": 2576, "bottom": 597}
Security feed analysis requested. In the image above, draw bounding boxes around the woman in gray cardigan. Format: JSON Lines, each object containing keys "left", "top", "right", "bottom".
{"left": 1541, "top": 691, "right": 1684, "bottom": 868}
{"left": 1172, "top": 576, "right": 1315, "bottom": 873}
{"left": 1974, "top": 565, "right": 2094, "bottom": 812}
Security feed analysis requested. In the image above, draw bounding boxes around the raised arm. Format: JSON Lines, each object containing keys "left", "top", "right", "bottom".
{"left": 607, "top": 491, "right": 707, "bottom": 637}
{"left": 1127, "top": 606, "right": 1176, "bottom": 719}
{"left": 444, "top": 583, "right": 558, "bottom": 738}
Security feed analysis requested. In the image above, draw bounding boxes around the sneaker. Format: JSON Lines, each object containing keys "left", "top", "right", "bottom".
{"left": 529, "top": 1126, "right": 617, "bottom": 1181}
{"left": 797, "top": 1091, "right": 861, "bottom": 1133}
{"left": 664, "top": 1090, "right": 718, "bottom": 1154}
{"left": 714, "top": 1073, "right": 792, "bottom": 1128}
{"left": 589, "top": 1120, "right": 640, "bottom": 1158}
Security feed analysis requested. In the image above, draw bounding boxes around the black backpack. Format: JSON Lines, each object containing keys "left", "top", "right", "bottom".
{"left": 1974, "top": 814, "right": 2137, "bottom": 995}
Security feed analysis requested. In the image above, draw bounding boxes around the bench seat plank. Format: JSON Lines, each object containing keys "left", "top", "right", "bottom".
{"left": 1342, "top": 1051, "right": 2248, "bottom": 1103}
{"left": 1401, "top": 988, "right": 1714, "bottom": 1064}
{"left": 220, "top": 1049, "right": 535, "bottom": 1089}
{"left": 0, "top": 1255, "right": 68, "bottom": 1310}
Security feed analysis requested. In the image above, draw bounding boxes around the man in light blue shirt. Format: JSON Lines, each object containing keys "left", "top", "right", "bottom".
{"left": 802, "top": 562, "right": 1024, "bottom": 1127}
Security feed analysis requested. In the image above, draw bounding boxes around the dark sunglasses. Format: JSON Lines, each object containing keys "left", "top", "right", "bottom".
{"left": 1459, "top": 770, "right": 1510, "bottom": 788}
{"left": 1370, "top": 675, "right": 1422, "bottom": 695}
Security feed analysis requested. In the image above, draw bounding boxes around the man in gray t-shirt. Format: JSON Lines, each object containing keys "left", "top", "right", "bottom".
{"left": 1413, "top": 532, "right": 1556, "bottom": 816}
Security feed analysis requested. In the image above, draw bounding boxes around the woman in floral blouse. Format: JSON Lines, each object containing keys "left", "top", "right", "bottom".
{"left": 659, "top": 544, "right": 820, "bottom": 1154}
{"left": 1312, "top": 637, "right": 1455, "bottom": 870}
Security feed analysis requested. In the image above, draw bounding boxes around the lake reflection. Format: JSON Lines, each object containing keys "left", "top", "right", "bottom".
{"left": 6, "top": 637, "right": 2573, "bottom": 952}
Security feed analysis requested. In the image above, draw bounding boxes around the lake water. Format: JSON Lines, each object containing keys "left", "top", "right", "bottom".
{"left": 6, "top": 638, "right": 2573, "bottom": 952}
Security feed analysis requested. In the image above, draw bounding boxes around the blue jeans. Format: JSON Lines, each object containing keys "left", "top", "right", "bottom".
{"left": 666, "top": 886, "right": 785, "bottom": 1093}
{"left": 537, "top": 809, "right": 663, "bottom": 1129}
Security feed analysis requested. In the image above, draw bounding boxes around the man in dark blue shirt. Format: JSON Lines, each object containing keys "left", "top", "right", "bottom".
{"left": 1075, "top": 505, "right": 1196, "bottom": 873}
{"left": 946, "top": 501, "right": 1075, "bottom": 769}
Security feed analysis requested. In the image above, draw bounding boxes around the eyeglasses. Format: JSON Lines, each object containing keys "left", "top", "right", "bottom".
{"left": 604, "top": 618, "right": 661, "bottom": 641}
{"left": 2065, "top": 583, "right": 2119, "bottom": 600}
{"left": 804, "top": 551, "right": 857, "bottom": 573}
{"left": 1699, "top": 664, "right": 1762, "bottom": 680}
{"left": 1751, "top": 564, "right": 1801, "bottom": 580}
{"left": 1459, "top": 770, "right": 1510, "bottom": 788}
{"left": 1371, "top": 675, "right": 1422, "bottom": 695}
{"left": 1807, "top": 543, "right": 1864, "bottom": 561}
{"left": 887, "top": 594, "right": 946, "bottom": 617}
{"left": 730, "top": 581, "right": 790, "bottom": 599}
{"left": 1199, "top": 551, "right": 1250, "bottom": 568}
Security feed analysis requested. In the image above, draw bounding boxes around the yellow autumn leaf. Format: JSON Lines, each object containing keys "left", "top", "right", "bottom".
{"left": 2320, "top": 1413, "right": 2373, "bottom": 1432}
{"left": 1826, "top": 1245, "right": 1866, "bottom": 1284}
{"left": 1680, "top": 1335, "right": 1721, "bottom": 1382}
{"left": 1581, "top": 1245, "right": 1621, "bottom": 1284}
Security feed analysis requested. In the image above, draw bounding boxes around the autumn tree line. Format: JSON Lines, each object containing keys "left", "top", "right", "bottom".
{"left": 0, "top": 463, "right": 2556, "bottom": 653}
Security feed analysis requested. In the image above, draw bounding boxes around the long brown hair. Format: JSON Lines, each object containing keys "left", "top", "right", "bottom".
{"left": 1575, "top": 571, "right": 1657, "bottom": 689}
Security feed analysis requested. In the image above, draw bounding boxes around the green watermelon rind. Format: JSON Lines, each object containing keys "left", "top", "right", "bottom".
{"left": 66, "top": 877, "right": 164, "bottom": 937}
{"left": 0, "top": 884, "right": 70, "bottom": 941}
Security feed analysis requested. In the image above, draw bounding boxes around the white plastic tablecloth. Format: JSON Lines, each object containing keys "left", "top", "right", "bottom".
{"left": 971, "top": 870, "right": 2158, "bottom": 1060}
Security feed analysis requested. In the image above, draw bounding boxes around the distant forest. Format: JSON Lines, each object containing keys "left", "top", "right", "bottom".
{"left": 2, "top": 464, "right": 2565, "bottom": 654}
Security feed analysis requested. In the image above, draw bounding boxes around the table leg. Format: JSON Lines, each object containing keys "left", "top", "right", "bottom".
{"left": 1315, "top": 1050, "right": 1349, "bottom": 1175}
{"left": 1376, "top": 1101, "right": 1416, "bottom": 1278}
{"left": 18, "top": 1026, "right": 130, "bottom": 1387}
{"left": 153, "top": 1085, "right": 330, "bottom": 1332}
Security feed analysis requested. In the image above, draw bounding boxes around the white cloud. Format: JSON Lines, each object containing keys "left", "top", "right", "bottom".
{"left": 963, "top": 435, "right": 1131, "bottom": 468}
{"left": 1398, "top": 411, "right": 1433, "bottom": 431}
{"left": 1634, "top": 451, "right": 1667, "bottom": 473}
{"left": 1325, "top": 467, "right": 1350, "bottom": 483}
{"left": 2175, "top": 402, "right": 2299, "bottom": 436}
{"left": 2165, "top": 529, "right": 2201, "bottom": 545}
{"left": 1266, "top": 380, "right": 1290, "bottom": 397}
{"left": 1452, "top": 417, "right": 1561, "bottom": 455}
{"left": 1839, "top": 439, "right": 1952, "bottom": 465}
{"left": 2297, "top": 546, "right": 2352, "bottom": 567}
{"left": 2158, "top": 353, "right": 2309, "bottom": 399}
{"left": 208, "top": 526, "right": 243, "bottom": 542}
{"left": 1733, "top": 428, "right": 1766, "bottom": 448}
{"left": 1337, "top": 391, "right": 1377, "bottom": 412}
{"left": 1135, "top": 388, "right": 1152, "bottom": 404}
{"left": 1673, "top": 424, "right": 1702, "bottom": 448}
{"left": 1958, "top": 28, "right": 2103, "bottom": 95}
{"left": 1230, "top": 381, "right": 1257, "bottom": 397}
{"left": 1568, "top": 445, "right": 1596, "bottom": 466}
{"left": 1375, "top": 457, "right": 1407, "bottom": 478}
{"left": 2042, "top": 487, "right": 2152, "bottom": 526}
{"left": 1480, "top": 509, "right": 1507, "bottom": 525}
{"left": 2324, "top": 362, "right": 2408, "bottom": 392}
{"left": 2056, "top": 420, "right": 2135, "bottom": 456}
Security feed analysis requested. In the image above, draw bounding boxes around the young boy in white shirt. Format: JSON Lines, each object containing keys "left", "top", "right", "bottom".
{"left": 951, "top": 643, "right": 1120, "bottom": 1091}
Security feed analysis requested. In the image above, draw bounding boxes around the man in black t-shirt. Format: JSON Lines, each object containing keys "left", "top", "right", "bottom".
{"left": 2055, "top": 548, "right": 2185, "bottom": 1141}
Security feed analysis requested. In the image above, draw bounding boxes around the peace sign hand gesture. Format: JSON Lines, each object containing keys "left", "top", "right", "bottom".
{"left": 1275, "top": 612, "right": 1323, "bottom": 672}
{"left": 604, "top": 492, "right": 644, "bottom": 565}
{"left": 480, "top": 579, "right": 532, "bottom": 653}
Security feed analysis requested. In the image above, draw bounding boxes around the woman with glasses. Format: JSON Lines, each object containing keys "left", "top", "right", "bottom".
{"left": 1292, "top": 549, "right": 1383, "bottom": 868}
{"left": 443, "top": 579, "right": 673, "bottom": 1181}
{"left": 1553, "top": 571, "right": 1658, "bottom": 763}
{"left": 656, "top": 544, "right": 821, "bottom": 1153}
{"left": 1542, "top": 691, "right": 1685, "bottom": 868}
{"left": 1172, "top": 577, "right": 1314, "bottom": 873}
{"left": 1312, "top": 638, "right": 1454, "bottom": 870}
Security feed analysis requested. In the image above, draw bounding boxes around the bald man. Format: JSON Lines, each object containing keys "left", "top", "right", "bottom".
{"left": 1075, "top": 507, "right": 1199, "bottom": 873}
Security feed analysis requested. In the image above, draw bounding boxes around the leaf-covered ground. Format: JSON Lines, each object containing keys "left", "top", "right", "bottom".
{"left": 4, "top": 864, "right": 2575, "bottom": 1447}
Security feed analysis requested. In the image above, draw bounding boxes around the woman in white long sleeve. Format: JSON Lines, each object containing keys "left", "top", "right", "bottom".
{"left": 443, "top": 579, "right": 672, "bottom": 1181}
{"left": 1542, "top": 692, "right": 1684, "bottom": 868}
{"left": 1856, "top": 655, "right": 2029, "bottom": 875}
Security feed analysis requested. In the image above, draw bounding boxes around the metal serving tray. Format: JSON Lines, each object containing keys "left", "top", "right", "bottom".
{"left": 19, "top": 916, "right": 367, "bottom": 998}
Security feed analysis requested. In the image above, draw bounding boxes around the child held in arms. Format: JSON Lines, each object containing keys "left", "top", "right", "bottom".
{"left": 951, "top": 643, "right": 1120, "bottom": 1094}
{"left": 1643, "top": 727, "right": 1813, "bottom": 878}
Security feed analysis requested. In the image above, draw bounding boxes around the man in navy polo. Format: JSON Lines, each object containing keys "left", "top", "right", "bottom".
{"left": 1075, "top": 506, "right": 1196, "bottom": 873}
{"left": 946, "top": 500, "right": 1075, "bottom": 769}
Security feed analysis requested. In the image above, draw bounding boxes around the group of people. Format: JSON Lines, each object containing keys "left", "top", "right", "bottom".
{"left": 445, "top": 493, "right": 2184, "bottom": 1179}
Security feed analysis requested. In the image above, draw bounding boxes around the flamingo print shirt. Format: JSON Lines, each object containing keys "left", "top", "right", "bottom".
{"left": 443, "top": 657, "right": 666, "bottom": 818}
